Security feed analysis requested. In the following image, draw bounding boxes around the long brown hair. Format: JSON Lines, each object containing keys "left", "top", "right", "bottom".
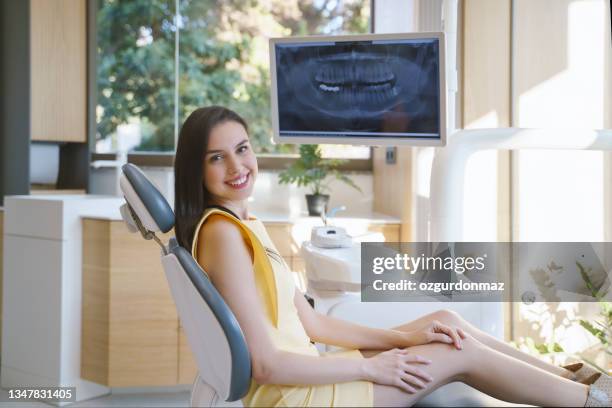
{"left": 174, "top": 106, "right": 248, "bottom": 249}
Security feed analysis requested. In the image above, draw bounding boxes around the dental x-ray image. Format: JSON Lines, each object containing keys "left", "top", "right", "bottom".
{"left": 275, "top": 38, "right": 440, "bottom": 139}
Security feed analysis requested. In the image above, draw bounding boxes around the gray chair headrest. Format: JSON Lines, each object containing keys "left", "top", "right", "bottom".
{"left": 120, "top": 163, "right": 175, "bottom": 233}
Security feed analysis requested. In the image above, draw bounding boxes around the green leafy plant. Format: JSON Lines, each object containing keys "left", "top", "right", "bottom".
{"left": 576, "top": 262, "right": 611, "bottom": 356}
{"left": 277, "top": 145, "right": 361, "bottom": 195}
{"left": 525, "top": 261, "right": 611, "bottom": 374}
{"left": 512, "top": 337, "right": 565, "bottom": 356}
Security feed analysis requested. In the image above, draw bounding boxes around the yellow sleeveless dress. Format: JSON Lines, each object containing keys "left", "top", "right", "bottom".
{"left": 191, "top": 208, "right": 373, "bottom": 407}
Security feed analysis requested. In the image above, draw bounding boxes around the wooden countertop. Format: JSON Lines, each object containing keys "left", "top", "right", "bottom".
{"left": 83, "top": 209, "right": 400, "bottom": 225}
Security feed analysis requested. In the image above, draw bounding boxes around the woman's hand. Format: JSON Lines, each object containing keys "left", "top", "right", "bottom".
{"left": 407, "top": 320, "right": 467, "bottom": 349}
{"left": 361, "top": 348, "right": 433, "bottom": 393}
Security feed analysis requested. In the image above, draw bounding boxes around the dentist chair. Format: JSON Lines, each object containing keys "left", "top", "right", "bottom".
{"left": 119, "top": 163, "right": 249, "bottom": 406}
{"left": 118, "top": 163, "right": 527, "bottom": 408}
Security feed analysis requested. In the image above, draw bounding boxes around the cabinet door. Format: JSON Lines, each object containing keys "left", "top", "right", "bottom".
{"left": 82, "top": 220, "right": 179, "bottom": 386}
{"left": 30, "top": 0, "right": 86, "bottom": 142}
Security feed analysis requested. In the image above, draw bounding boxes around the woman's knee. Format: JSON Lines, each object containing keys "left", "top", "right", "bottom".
{"left": 438, "top": 334, "right": 484, "bottom": 382}
{"left": 412, "top": 336, "right": 484, "bottom": 384}
{"left": 429, "top": 309, "right": 465, "bottom": 327}
{"left": 452, "top": 334, "right": 487, "bottom": 382}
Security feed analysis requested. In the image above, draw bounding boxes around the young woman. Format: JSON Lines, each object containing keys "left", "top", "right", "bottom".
{"left": 174, "top": 106, "right": 609, "bottom": 407}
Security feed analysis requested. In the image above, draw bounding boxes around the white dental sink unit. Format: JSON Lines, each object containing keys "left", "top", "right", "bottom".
{"left": 301, "top": 241, "right": 504, "bottom": 341}
{"left": 301, "top": 241, "right": 361, "bottom": 292}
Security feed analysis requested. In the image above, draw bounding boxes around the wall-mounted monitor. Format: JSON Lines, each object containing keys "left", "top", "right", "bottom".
{"left": 270, "top": 32, "right": 446, "bottom": 147}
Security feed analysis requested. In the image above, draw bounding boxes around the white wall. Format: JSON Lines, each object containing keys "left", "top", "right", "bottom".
{"left": 513, "top": 0, "right": 610, "bottom": 242}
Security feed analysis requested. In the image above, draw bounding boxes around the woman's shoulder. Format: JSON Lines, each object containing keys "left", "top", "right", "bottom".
{"left": 200, "top": 213, "right": 241, "bottom": 238}
{"left": 195, "top": 217, "right": 255, "bottom": 280}
{"left": 193, "top": 208, "right": 240, "bottom": 240}
{"left": 197, "top": 212, "right": 243, "bottom": 245}
{"left": 193, "top": 210, "right": 253, "bottom": 260}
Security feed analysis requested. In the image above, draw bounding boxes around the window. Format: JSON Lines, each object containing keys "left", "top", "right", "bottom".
{"left": 95, "top": 0, "right": 371, "bottom": 159}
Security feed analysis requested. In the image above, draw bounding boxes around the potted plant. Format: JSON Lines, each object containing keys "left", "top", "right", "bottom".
{"left": 278, "top": 144, "right": 361, "bottom": 216}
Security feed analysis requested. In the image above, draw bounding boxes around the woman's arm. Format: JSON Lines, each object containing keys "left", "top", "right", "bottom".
{"left": 294, "top": 291, "right": 464, "bottom": 350}
{"left": 294, "top": 292, "right": 409, "bottom": 350}
{"left": 263, "top": 347, "right": 433, "bottom": 394}
{"left": 197, "top": 216, "right": 430, "bottom": 390}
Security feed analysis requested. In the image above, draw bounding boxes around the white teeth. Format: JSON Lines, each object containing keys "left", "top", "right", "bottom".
{"left": 228, "top": 174, "right": 247, "bottom": 186}
{"left": 319, "top": 84, "right": 340, "bottom": 92}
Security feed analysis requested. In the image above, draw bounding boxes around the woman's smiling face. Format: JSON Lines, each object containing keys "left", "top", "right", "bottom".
{"left": 203, "top": 120, "right": 258, "bottom": 205}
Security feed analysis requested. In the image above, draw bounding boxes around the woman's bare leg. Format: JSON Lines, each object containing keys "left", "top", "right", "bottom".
{"left": 361, "top": 334, "right": 589, "bottom": 407}
{"left": 391, "top": 309, "right": 572, "bottom": 378}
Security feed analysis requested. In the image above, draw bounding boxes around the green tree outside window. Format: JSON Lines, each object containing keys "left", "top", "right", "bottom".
{"left": 96, "top": 0, "right": 371, "bottom": 154}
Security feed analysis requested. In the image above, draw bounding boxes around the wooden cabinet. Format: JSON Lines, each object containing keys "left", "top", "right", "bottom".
{"left": 30, "top": 0, "right": 86, "bottom": 142}
{"left": 81, "top": 218, "right": 400, "bottom": 386}
{"left": 81, "top": 220, "right": 179, "bottom": 386}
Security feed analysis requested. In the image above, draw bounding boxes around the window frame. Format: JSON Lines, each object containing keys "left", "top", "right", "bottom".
{"left": 88, "top": 0, "right": 373, "bottom": 171}
{"left": 90, "top": 151, "right": 372, "bottom": 171}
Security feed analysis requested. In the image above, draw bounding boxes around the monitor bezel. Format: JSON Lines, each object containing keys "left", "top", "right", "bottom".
{"left": 269, "top": 32, "right": 447, "bottom": 147}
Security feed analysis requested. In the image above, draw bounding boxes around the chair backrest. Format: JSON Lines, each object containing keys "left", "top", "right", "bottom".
{"left": 119, "top": 163, "right": 251, "bottom": 402}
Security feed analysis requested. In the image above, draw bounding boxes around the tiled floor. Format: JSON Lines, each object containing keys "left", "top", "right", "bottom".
{"left": 0, "top": 386, "right": 190, "bottom": 407}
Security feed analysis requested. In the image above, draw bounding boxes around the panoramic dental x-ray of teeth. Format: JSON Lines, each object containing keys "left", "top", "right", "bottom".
{"left": 276, "top": 39, "right": 440, "bottom": 136}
